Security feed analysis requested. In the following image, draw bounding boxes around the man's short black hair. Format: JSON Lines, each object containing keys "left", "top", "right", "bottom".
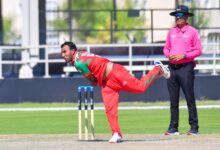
{"left": 61, "top": 42, "right": 77, "bottom": 50}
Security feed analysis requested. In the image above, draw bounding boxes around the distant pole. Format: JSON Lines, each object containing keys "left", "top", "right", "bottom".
{"left": 175, "top": 0, "right": 179, "bottom": 7}
{"left": 110, "top": 11, "right": 113, "bottom": 43}
{"left": 110, "top": 0, "right": 117, "bottom": 43}
{"left": 150, "top": 9, "right": 153, "bottom": 43}
{"left": 68, "top": 0, "right": 72, "bottom": 41}
{"left": 39, "top": 0, "right": 46, "bottom": 58}
{"left": 0, "top": 0, "right": 3, "bottom": 45}
{"left": 112, "top": 0, "right": 117, "bottom": 43}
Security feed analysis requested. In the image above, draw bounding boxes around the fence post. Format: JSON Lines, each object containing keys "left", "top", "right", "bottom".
{"left": 129, "top": 44, "right": 132, "bottom": 74}
{"left": 212, "top": 43, "right": 217, "bottom": 75}
{"left": 44, "top": 48, "right": 50, "bottom": 78}
{"left": 87, "top": 45, "right": 90, "bottom": 53}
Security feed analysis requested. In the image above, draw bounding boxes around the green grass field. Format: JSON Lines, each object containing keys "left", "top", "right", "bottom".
{"left": 0, "top": 100, "right": 220, "bottom": 108}
{"left": 0, "top": 101, "right": 220, "bottom": 135}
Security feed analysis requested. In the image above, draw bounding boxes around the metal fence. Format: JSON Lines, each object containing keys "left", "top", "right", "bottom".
{"left": 45, "top": 7, "right": 220, "bottom": 44}
{"left": 0, "top": 43, "right": 220, "bottom": 79}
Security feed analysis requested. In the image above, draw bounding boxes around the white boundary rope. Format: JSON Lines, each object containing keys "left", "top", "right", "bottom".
{"left": 0, "top": 105, "right": 220, "bottom": 112}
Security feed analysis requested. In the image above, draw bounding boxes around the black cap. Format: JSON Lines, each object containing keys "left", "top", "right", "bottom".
{"left": 170, "top": 5, "right": 194, "bottom": 17}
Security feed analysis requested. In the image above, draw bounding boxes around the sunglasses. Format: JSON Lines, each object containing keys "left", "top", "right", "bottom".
{"left": 175, "top": 12, "right": 185, "bottom": 18}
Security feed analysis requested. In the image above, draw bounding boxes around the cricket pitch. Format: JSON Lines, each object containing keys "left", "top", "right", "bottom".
{"left": 0, "top": 134, "right": 219, "bottom": 150}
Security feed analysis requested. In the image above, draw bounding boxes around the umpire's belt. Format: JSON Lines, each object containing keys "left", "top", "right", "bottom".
{"left": 169, "top": 62, "right": 193, "bottom": 69}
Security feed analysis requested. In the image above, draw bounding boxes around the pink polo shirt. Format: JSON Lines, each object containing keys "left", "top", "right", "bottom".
{"left": 163, "top": 24, "right": 202, "bottom": 64}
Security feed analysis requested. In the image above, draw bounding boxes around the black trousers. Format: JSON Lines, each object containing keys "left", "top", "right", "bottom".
{"left": 167, "top": 62, "right": 199, "bottom": 131}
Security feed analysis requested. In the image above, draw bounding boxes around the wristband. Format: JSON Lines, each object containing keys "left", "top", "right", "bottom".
{"left": 183, "top": 54, "right": 186, "bottom": 59}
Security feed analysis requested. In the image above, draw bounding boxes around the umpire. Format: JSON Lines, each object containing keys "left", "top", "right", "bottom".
{"left": 163, "top": 5, "right": 202, "bottom": 135}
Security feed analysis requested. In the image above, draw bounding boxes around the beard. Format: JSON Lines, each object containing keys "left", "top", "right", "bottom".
{"left": 64, "top": 56, "right": 72, "bottom": 63}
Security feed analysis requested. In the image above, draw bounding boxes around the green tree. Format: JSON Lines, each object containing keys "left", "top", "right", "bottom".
{"left": 3, "top": 16, "right": 20, "bottom": 45}
{"left": 51, "top": 0, "right": 145, "bottom": 43}
{"left": 178, "top": 1, "right": 209, "bottom": 29}
{"left": 188, "top": 11, "right": 209, "bottom": 30}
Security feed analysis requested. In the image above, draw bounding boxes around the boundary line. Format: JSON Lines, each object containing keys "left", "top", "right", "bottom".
{"left": 0, "top": 105, "right": 220, "bottom": 112}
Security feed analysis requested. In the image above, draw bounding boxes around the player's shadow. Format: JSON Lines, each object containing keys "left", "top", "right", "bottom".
{"left": 77, "top": 139, "right": 107, "bottom": 142}
{"left": 122, "top": 138, "right": 174, "bottom": 142}
{"left": 77, "top": 138, "right": 174, "bottom": 143}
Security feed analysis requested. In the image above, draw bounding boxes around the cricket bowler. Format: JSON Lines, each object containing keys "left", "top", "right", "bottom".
{"left": 61, "top": 41, "right": 170, "bottom": 143}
